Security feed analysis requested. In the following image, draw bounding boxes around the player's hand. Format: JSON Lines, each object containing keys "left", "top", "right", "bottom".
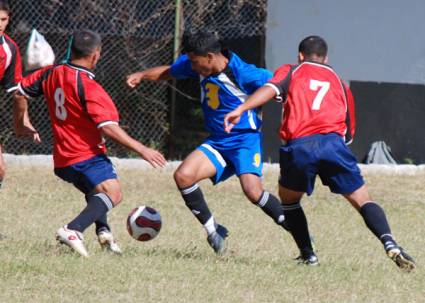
{"left": 139, "top": 146, "right": 167, "bottom": 168}
{"left": 224, "top": 108, "right": 243, "bottom": 133}
{"left": 15, "top": 125, "right": 41, "bottom": 144}
{"left": 126, "top": 72, "right": 144, "bottom": 88}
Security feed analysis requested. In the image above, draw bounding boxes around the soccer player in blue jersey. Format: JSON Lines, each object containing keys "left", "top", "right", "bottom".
{"left": 127, "top": 30, "right": 288, "bottom": 254}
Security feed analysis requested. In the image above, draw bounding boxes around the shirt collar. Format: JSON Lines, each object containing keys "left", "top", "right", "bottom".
{"left": 66, "top": 62, "right": 96, "bottom": 78}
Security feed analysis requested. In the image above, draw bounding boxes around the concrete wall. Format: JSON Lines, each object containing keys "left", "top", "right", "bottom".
{"left": 266, "top": 0, "right": 425, "bottom": 84}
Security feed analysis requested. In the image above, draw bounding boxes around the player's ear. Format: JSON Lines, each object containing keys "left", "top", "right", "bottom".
{"left": 207, "top": 52, "right": 214, "bottom": 63}
{"left": 92, "top": 47, "right": 101, "bottom": 68}
{"left": 324, "top": 56, "right": 329, "bottom": 64}
{"left": 298, "top": 52, "right": 304, "bottom": 63}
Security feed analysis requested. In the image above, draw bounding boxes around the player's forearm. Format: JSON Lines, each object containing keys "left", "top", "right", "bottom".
{"left": 238, "top": 86, "right": 276, "bottom": 112}
{"left": 12, "top": 92, "right": 29, "bottom": 131}
{"left": 139, "top": 66, "right": 172, "bottom": 81}
{"left": 101, "top": 124, "right": 148, "bottom": 155}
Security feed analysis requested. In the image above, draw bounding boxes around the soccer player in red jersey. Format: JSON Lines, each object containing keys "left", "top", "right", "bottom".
{"left": 0, "top": 1, "right": 22, "bottom": 192}
{"left": 225, "top": 36, "right": 416, "bottom": 271}
{"left": 13, "top": 29, "right": 166, "bottom": 257}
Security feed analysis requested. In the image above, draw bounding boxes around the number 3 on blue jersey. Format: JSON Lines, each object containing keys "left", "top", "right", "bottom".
{"left": 205, "top": 82, "right": 220, "bottom": 110}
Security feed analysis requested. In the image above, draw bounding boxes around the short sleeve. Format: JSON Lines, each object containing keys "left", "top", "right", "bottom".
{"left": 237, "top": 65, "right": 272, "bottom": 94}
{"left": 265, "top": 64, "right": 294, "bottom": 97}
{"left": 84, "top": 79, "right": 119, "bottom": 127}
{"left": 1, "top": 36, "right": 22, "bottom": 93}
{"left": 170, "top": 54, "right": 198, "bottom": 79}
{"left": 18, "top": 65, "right": 53, "bottom": 98}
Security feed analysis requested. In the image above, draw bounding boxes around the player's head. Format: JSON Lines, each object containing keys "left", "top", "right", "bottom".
{"left": 298, "top": 35, "right": 328, "bottom": 64}
{"left": 182, "top": 29, "right": 223, "bottom": 76}
{"left": 0, "top": 1, "right": 10, "bottom": 36}
{"left": 71, "top": 29, "right": 102, "bottom": 68}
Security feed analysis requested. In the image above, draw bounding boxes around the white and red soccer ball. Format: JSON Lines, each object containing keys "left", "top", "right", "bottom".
{"left": 127, "top": 206, "right": 162, "bottom": 241}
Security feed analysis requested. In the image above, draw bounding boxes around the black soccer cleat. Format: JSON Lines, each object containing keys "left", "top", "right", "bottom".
{"left": 207, "top": 224, "right": 229, "bottom": 255}
{"left": 216, "top": 224, "right": 229, "bottom": 239}
{"left": 386, "top": 244, "right": 416, "bottom": 272}
{"left": 295, "top": 251, "right": 319, "bottom": 266}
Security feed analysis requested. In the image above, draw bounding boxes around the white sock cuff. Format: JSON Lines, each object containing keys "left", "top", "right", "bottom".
{"left": 180, "top": 184, "right": 200, "bottom": 195}
{"left": 282, "top": 202, "right": 301, "bottom": 211}
{"left": 203, "top": 216, "right": 216, "bottom": 235}
{"left": 257, "top": 191, "right": 270, "bottom": 208}
{"left": 94, "top": 193, "right": 114, "bottom": 210}
{"left": 379, "top": 233, "right": 394, "bottom": 240}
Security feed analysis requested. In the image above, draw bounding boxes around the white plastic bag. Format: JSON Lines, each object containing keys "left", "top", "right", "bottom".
{"left": 24, "top": 29, "right": 55, "bottom": 71}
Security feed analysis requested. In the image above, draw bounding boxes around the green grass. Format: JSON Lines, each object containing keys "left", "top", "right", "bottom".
{"left": 0, "top": 165, "right": 424, "bottom": 302}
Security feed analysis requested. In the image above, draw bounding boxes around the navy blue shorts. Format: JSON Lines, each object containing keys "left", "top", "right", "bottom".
{"left": 279, "top": 133, "right": 364, "bottom": 195}
{"left": 54, "top": 154, "right": 117, "bottom": 195}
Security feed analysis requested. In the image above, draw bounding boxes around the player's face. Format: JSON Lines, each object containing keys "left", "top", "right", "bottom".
{"left": 187, "top": 52, "right": 214, "bottom": 77}
{"left": 0, "top": 10, "right": 10, "bottom": 35}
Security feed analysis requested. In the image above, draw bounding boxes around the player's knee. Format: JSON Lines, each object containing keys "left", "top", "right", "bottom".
{"left": 108, "top": 190, "right": 123, "bottom": 206}
{"left": 173, "top": 168, "right": 195, "bottom": 188}
{"left": 242, "top": 186, "right": 263, "bottom": 203}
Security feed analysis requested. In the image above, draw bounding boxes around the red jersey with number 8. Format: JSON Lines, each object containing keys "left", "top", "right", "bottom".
{"left": 267, "top": 61, "right": 355, "bottom": 142}
{"left": 18, "top": 63, "right": 119, "bottom": 167}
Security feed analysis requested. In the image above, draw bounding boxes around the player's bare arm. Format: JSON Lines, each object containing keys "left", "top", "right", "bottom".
{"left": 224, "top": 85, "right": 276, "bottom": 133}
{"left": 12, "top": 91, "right": 41, "bottom": 143}
{"left": 126, "top": 65, "right": 172, "bottom": 88}
{"left": 101, "top": 123, "right": 167, "bottom": 168}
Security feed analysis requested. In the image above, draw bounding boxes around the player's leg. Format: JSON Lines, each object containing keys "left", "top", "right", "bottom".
{"left": 278, "top": 139, "right": 318, "bottom": 265}
{"left": 174, "top": 148, "right": 228, "bottom": 254}
{"left": 239, "top": 174, "right": 287, "bottom": 229}
{"left": 321, "top": 134, "right": 415, "bottom": 271}
{"left": 85, "top": 193, "right": 110, "bottom": 234}
{"left": 279, "top": 186, "right": 317, "bottom": 265}
{"left": 343, "top": 185, "right": 416, "bottom": 271}
{"left": 231, "top": 132, "right": 287, "bottom": 229}
{"left": 69, "top": 178, "right": 111, "bottom": 235}
{"left": 55, "top": 155, "right": 121, "bottom": 256}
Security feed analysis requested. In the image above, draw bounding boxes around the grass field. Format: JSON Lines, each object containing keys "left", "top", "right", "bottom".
{"left": 0, "top": 163, "right": 424, "bottom": 302}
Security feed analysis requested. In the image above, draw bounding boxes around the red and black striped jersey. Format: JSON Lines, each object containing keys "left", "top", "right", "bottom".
{"left": 18, "top": 63, "right": 119, "bottom": 167}
{"left": 0, "top": 34, "right": 22, "bottom": 92}
{"left": 266, "top": 61, "right": 356, "bottom": 143}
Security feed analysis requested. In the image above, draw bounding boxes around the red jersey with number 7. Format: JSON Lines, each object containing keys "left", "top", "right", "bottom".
{"left": 18, "top": 63, "right": 119, "bottom": 168}
{"left": 266, "top": 61, "right": 356, "bottom": 143}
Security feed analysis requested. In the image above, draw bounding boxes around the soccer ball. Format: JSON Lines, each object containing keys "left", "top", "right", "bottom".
{"left": 127, "top": 206, "right": 162, "bottom": 241}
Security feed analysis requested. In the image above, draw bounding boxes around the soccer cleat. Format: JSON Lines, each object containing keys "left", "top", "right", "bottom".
{"left": 386, "top": 245, "right": 416, "bottom": 272}
{"left": 207, "top": 224, "right": 229, "bottom": 255}
{"left": 97, "top": 229, "right": 122, "bottom": 255}
{"left": 295, "top": 252, "right": 319, "bottom": 266}
{"left": 56, "top": 226, "right": 89, "bottom": 257}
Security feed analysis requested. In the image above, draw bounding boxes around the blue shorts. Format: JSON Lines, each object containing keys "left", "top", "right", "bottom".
{"left": 54, "top": 154, "right": 117, "bottom": 194}
{"left": 279, "top": 133, "right": 364, "bottom": 195}
{"left": 197, "top": 132, "right": 263, "bottom": 184}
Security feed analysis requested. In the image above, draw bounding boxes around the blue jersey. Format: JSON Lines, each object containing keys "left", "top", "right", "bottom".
{"left": 170, "top": 51, "right": 272, "bottom": 135}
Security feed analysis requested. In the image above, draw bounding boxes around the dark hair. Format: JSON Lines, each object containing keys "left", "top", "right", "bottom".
{"left": 182, "top": 29, "right": 222, "bottom": 56}
{"left": 0, "top": 1, "right": 10, "bottom": 14}
{"left": 71, "top": 29, "right": 102, "bottom": 59}
{"left": 298, "top": 35, "right": 327, "bottom": 58}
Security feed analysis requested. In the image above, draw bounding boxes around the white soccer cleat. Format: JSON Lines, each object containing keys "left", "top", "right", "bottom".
{"left": 56, "top": 226, "right": 89, "bottom": 257}
{"left": 98, "top": 230, "right": 122, "bottom": 255}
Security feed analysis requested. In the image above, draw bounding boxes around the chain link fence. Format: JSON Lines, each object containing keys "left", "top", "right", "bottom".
{"left": 2, "top": 0, "right": 267, "bottom": 158}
